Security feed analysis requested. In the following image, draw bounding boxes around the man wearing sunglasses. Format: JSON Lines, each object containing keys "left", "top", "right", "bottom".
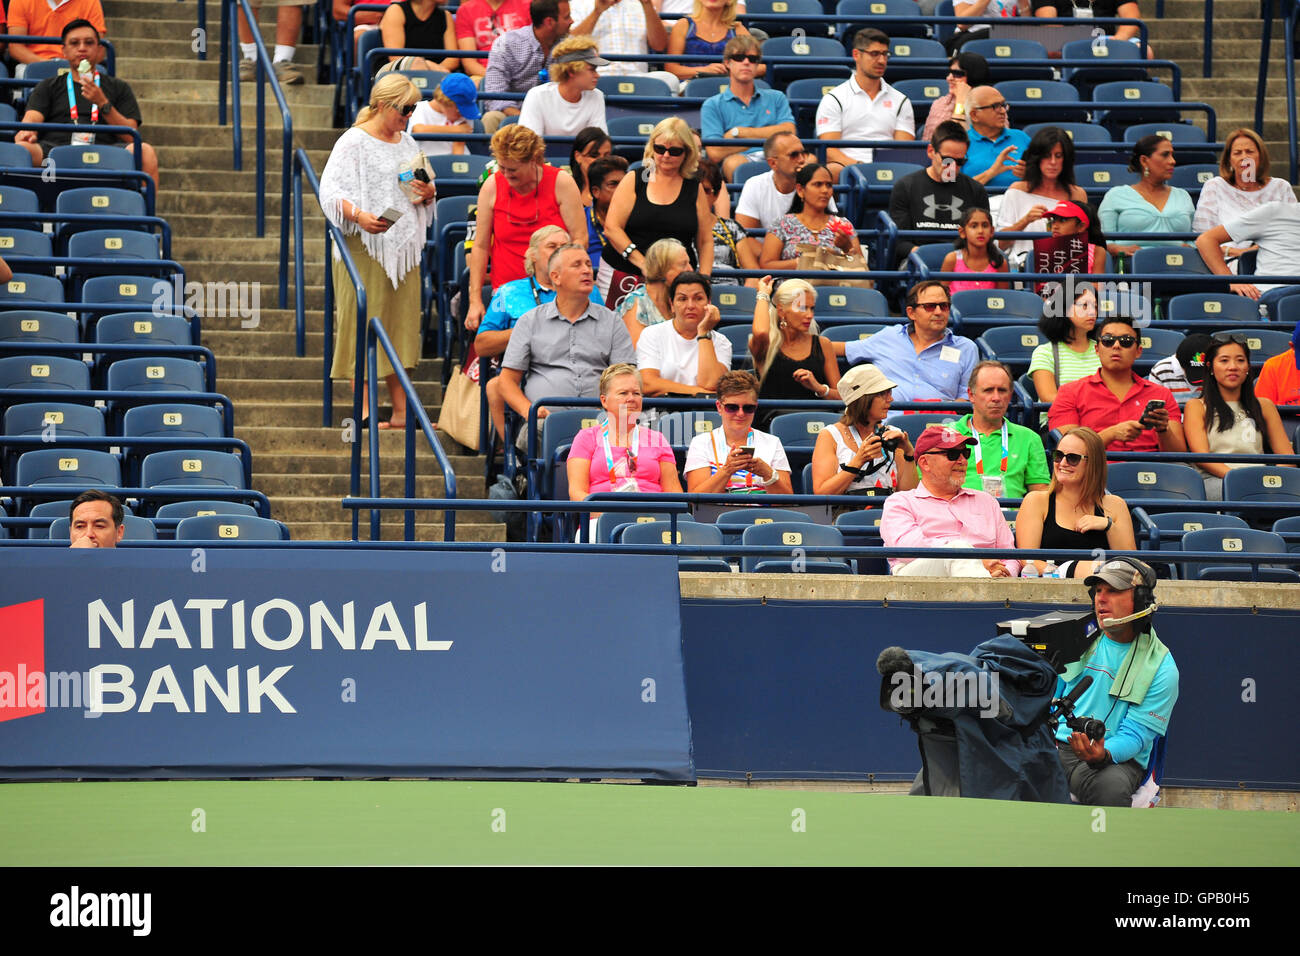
{"left": 880, "top": 425, "right": 1020, "bottom": 578}
{"left": 1049, "top": 317, "right": 1186, "bottom": 454}
{"left": 843, "top": 280, "right": 977, "bottom": 402}
{"left": 962, "top": 86, "right": 1029, "bottom": 191}
{"left": 888, "top": 120, "right": 989, "bottom": 268}
{"left": 701, "top": 36, "right": 796, "bottom": 182}
{"left": 816, "top": 28, "right": 915, "bottom": 177}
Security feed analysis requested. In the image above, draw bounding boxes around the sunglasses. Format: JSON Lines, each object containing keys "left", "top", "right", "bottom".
{"left": 938, "top": 154, "right": 969, "bottom": 167}
{"left": 912, "top": 301, "right": 951, "bottom": 312}
{"left": 1098, "top": 334, "right": 1138, "bottom": 348}
{"left": 652, "top": 143, "right": 686, "bottom": 157}
{"left": 1212, "top": 332, "right": 1251, "bottom": 346}
{"left": 396, "top": 103, "right": 417, "bottom": 117}
{"left": 947, "top": 68, "right": 966, "bottom": 78}
{"left": 974, "top": 101, "right": 1009, "bottom": 111}
{"left": 721, "top": 402, "right": 758, "bottom": 414}
{"left": 1052, "top": 450, "right": 1088, "bottom": 466}
{"left": 925, "top": 447, "right": 971, "bottom": 461}
{"left": 728, "top": 53, "right": 761, "bottom": 63}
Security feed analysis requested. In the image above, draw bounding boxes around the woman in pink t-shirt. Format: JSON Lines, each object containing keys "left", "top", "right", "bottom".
{"left": 567, "top": 364, "right": 682, "bottom": 502}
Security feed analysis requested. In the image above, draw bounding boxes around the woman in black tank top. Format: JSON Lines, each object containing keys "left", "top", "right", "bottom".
{"left": 379, "top": 0, "right": 459, "bottom": 74}
{"left": 1014, "top": 426, "right": 1138, "bottom": 577}
{"left": 751, "top": 277, "right": 842, "bottom": 427}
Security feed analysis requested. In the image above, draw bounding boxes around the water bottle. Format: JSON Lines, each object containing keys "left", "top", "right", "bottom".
{"left": 1021, "top": 564, "right": 1040, "bottom": 578}
{"left": 1259, "top": 302, "right": 1270, "bottom": 321}
{"left": 1044, "top": 561, "right": 1059, "bottom": 578}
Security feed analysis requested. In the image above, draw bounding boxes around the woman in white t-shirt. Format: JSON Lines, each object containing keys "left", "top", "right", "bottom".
{"left": 517, "top": 36, "right": 608, "bottom": 139}
{"left": 1192, "top": 128, "right": 1297, "bottom": 271}
{"left": 997, "top": 126, "right": 1089, "bottom": 267}
{"left": 636, "top": 271, "right": 733, "bottom": 396}
{"left": 685, "top": 370, "right": 793, "bottom": 494}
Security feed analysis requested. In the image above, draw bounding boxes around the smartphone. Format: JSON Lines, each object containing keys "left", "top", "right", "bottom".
{"left": 413, "top": 168, "right": 430, "bottom": 183}
{"left": 1140, "top": 399, "right": 1163, "bottom": 426}
{"left": 378, "top": 207, "right": 405, "bottom": 224}
{"left": 736, "top": 446, "right": 754, "bottom": 456}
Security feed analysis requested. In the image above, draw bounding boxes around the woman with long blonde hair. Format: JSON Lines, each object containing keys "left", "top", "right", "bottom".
{"left": 750, "top": 276, "right": 841, "bottom": 427}
{"left": 665, "top": 0, "right": 758, "bottom": 84}
{"left": 320, "top": 73, "right": 435, "bottom": 429}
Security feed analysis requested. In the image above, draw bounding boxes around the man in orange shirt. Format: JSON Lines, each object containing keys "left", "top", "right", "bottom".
{"left": 1255, "top": 342, "right": 1300, "bottom": 408}
{"left": 7, "top": 0, "right": 107, "bottom": 66}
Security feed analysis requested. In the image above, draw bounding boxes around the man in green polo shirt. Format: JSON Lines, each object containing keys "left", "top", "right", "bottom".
{"left": 952, "top": 360, "right": 1050, "bottom": 499}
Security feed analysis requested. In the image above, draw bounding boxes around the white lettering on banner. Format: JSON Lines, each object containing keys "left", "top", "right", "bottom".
{"left": 86, "top": 599, "right": 450, "bottom": 652}
{"left": 85, "top": 663, "right": 295, "bottom": 714}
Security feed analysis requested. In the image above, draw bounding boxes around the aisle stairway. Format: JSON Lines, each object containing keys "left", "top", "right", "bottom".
{"left": 106, "top": 0, "right": 501, "bottom": 541}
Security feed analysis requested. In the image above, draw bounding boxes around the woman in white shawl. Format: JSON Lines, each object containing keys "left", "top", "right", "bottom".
{"left": 320, "top": 74, "right": 436, "bottom": 429}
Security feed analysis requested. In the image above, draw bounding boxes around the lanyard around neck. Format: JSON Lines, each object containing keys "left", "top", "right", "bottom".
{"left": 601, "top": 422, "right": 639, "bottom": 483}
{"left": 971, "top": 419, "right": 1009, "bottom": 476}
{"left": 67, "top": 69, "right": 100, "bottom": 125}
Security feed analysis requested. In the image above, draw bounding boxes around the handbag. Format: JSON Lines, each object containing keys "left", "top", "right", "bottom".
{"left": 794, "top": 242, "right": 873, "bottom": 289}
{"left": 437, "top": 360, "right": 481, "bottom": 452}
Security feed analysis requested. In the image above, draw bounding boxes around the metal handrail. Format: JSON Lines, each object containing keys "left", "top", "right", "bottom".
{"left": 1254, "top": 0, "right": 1299, "bottom": 184}
{"left": 362, "top": 316, "right": 459, "bottom": 542}
{"left": 218, "top": 0, "right": 293, "bottom": 309}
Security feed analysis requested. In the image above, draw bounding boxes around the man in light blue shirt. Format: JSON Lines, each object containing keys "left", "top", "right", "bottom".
{"left": 1054, "top": 557, "right": 1178, "bottom": 806}
{"left": 700, "top": 35, "right": 796, "bottom": 181}
{"left": 963, "top": 86, "right": 1029, "bottom": 192}
{"left": 843, "top": 280, "right": 978, "bottom": 401}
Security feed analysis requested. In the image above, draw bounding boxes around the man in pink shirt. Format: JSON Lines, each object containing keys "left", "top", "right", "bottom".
{"left": 880, "top": 424, "right": 1019, "bottom": 578}
{"left": 1048, "top": 316, "right": 1186, "bottom": 454}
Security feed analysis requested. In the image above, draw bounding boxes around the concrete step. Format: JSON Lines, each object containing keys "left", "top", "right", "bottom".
{"left": 205, "top": 328, "right": 326, "bottom": 354}
{"left": 217, "top": 355, "right": 443, "bottom": 381}
{"left": 238, "top": 424, "right": 472, "bottom": 457}
{"left": 286, "top": 519, "right": 507, "bottom": 543}
{"left": 255, "top": 471, "right": 453, "bottom": 498}
{"left": 221, "top": 377, "right": 443, "bottom": 404}
{"left": 265, "top": 496, "right": 498, "bottom": 526}
{"left": 185, "top": 259, "right": 327, "bottom": 289}
{"left": 129, "top": 79, "right": 335, "bottom": 107}
{"left": 146, "top": 124, "right": 342, "bottom": 150}
{"left": 254, "top": 449, "right": 472, "bottom": 476}
{"left": 1161, "top": 38, "right": 1291, "bottom": 60}
{"left": 135, "top": 101, "right": 335, "bottom": 128}
{"left": 156, "top": 145, "right": 334, "bottom": 173}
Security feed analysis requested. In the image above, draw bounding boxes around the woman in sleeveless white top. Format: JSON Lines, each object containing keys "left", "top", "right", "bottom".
{"left": 826, "top": 423, "right": 898, "bottom": 492}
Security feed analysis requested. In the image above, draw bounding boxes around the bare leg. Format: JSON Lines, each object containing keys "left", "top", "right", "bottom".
{"left": 486, "top": 375, "right": 506, "bottom": 443}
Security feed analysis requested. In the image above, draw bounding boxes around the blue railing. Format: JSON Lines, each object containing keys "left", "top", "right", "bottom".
{"left": 218, "top": 0, "right": 292, "bottom": 309}
{"left": 0, "top": 35, "right": 117, "bottom": 75}
{"left": 1255, "top": 0, "right": 1299, "bottom": 184}
{"left": 361, "top": 316, "right": 459, "bottom": 542}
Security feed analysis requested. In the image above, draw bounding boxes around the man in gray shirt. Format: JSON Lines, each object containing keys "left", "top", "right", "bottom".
{"left": 499, "top": 243, "right": 635, "bottom": 431}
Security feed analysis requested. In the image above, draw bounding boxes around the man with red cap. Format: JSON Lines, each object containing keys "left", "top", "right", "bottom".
{"left": 879, "top": 423, "right": 1019, "bottom": 578}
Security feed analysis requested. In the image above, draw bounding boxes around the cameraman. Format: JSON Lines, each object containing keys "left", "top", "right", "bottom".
{"left": 1056, "top": 557, "right": 1179, "bottom": 806}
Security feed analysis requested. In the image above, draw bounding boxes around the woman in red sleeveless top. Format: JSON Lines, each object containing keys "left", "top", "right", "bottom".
{"left": 465, "top": 125, "right": 587, "bottom": 331}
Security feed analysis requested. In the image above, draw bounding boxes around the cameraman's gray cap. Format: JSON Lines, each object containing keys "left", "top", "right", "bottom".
{"left": 838, "top": 363, "right": 897, "bottom": 407}
{"left": 1086, "top": 557, "right": 1155, "bottom": 591}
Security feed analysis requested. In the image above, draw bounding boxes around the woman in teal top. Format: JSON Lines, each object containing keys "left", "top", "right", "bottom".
{"left": 1099, "top": 135, "right": 1195, "bottom": 257}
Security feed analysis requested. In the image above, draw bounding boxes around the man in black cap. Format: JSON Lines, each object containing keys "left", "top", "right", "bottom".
{"left": 1148, "top": 332, "right": 1213, "bottom": 405}
{"left": 1055, "top": 556, "right": 1178, "bottom": 806}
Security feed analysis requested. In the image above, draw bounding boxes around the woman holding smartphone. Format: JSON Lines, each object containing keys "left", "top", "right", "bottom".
{"left": 684, "top": 371, "right": 793, "bottom": 494}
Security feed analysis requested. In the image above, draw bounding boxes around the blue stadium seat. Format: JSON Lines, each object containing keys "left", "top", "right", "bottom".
{"left": 1164, "top": 293, "right": 1261, "bottom": 326}
{"left": 0, "top": 229, "right": 53, "bottom": 273}
{"left": 47, "top": 143, "right": 134, "bottom": 172}
{"left": 80, "top": 274, "right": 167, "bottom": 313}
{"left": 1132, "top": 327, "right": 1183, "bottom": 372}
{"left": 716, "top": 325, "right": 752, "bottom": 368}
{"left": 155, "top": 500, "right": 260, "bottom": 522}
{"left": 597, "top": 74, "right": 672, "bottom": 98}
{"left": 55, "top": 187, "right": 148, "bottom": 246}
{"left": 4, "top": 402, "right": 105, "bottom": 438}
{"left": 1222, "top": 466, "right": 1300, "bottom": 509}
{"left": 421, "top": 154, "right": 487, "bottom": 200}
{"left": 105, "top": 357, "right": 204, "bottom": 393}
{"left": 123, "top": 403, "right": 224, "bottom": 440}
{"left": 961, "top": 38, "right": 1052, "bottom": 82}
{"left": 952, "top": 289, "right": 1043, "bottom": 327}
{"left": 0, "top": 355, "right": 90, "bottom": 391}
{"left": 977, "top": 326, "right": 1046, "bottom": 374}
{"left": 1107, "top": 462, "right": 1206, "bottom": 503}
{"left": 620, "top": 520, "right": 731, "bottom": 571}
{"left": 1132, "top": 508, "right": 1248, "bottom": 557}
{"left": 1076, "top": 163, "right": 1138, "bottom": 200}
{"left": 1122, "top": 123, "right": 1207, "bottom": 145}
{"left": 884, "top": 412, "right": 963, "bottom": 445}
{"left": 0, "top": 142, "right": 36, "bottom": 168}
{"left": 48, "top": 514, "right": 157, "bottom": 542}
{"left": 0, "top": 272, "right": 65, "bottom": 305}
{"left": 651, "top": 410, "right": 721, "bottom": 447}
{"left": 747, "top": 0, "right": 828, "bottom": 37}
{"left": 1059, "top": 36, "right": 1146, "bottom": 97}
{"left": 834, "top": 0, "right": 927, "bottom": 43}
{"left": 1274, "top": 295, "right": 1300, "bottom": 325}
{"left": 66, "top": 229, "right": 163, "bottom": 278}
{"left": 591, "top": 510, "right": 695, "bottom": 545}
{"left": 0, "top": 310, "right": 79, "bottom": 344}
{"left": 768, "top": 411, "right": 840, "bottom": 451}
{"left": 95, "top": 312, "right": 192, "bottom": 347}
{"left": 175, "top": 514, "right": 289, "bottom": 541}
{"left": 1167, "top": 164, "right": 1220, "bottom": 195}
{"left": 1091, "top": 81, "right": 1177, "bottom": 133}
{"left": 885, "top": 36, "right": 947, "bottom": 81}
{"left": 816, "top": 286, "right": 889, "bottom": 320}
{"left": 1181, "top": 527, "right": 1298, "bottom": 582}
{"left": 682, "top": 76, "right": 770, "bottom": 98}
{"left": 822, "top": 323, "right": 886, "bottom": 343}
{"left": 1096, "top": 289, "right": 1153, "bottom": 326}
{"left": 1271, "top": 516, "right": 1300, "bottom": 554}
{"left": 909, "top": 242, "right": 952, "bottom": 276}
{"left": 762, "top": 35, "right": 847, "bottom": 86}
{"left": 847, "top": 162, "right": 922, "bottom": 216}
{"left": 1130, "top": 247, "right": 1209, "bottom": 307}
{"left": 732, "top": 161, "right": 769, "bottom": 187}
{"left": 785, "top": 77, "right": 848, "bottom": 135}
{"left": 1214, "top": 329, "right": 1294, "bottom": 361}
{"left": 713, "top": 506, "right": 814, "bottom": 546}
{"left": 532, "top": 408, "right": 603, "bottom": 501}
{"left": 892, "top": 78, "right": 946, "bottom": 116}
{"left": 397, "top": 69, "right": 448, "bottom": 96}
{"left": 994, "top": 80, "right": 1085, "bottom": 125}
{"left": 141, "top": 450, "right": 245, "bottom": 491}
{"left": 15, "top": 448, "right": 121, "bottom": 491}
{"left": 0, "top": 185, "right": 42, "bottom": 229}
{"left": 607, "top": 115, "right": 662, "bottom": 158}
{"left": 741, "top": 521, "right": 853, "bottom": 573}
{"left": 713, "top": 285, "right": 758, "bottom": 319}
{"left": 1022, "top": 122, "right": 1113, "bottom": 146}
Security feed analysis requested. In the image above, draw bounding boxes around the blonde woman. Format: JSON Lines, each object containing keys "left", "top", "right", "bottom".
{"left": 320, "top": 74, "right": 435, "bottom": 429}
{"left": 665, "top": 0, "right": 757, "bottom": 84}
{"left": 603, "top": 116, "right": 714, "bottom": 285}
{"left": 518, "top": 36, "right": 608, "bottom": 139}
{"left": 750, "top": 276, "right": 841, "bottom": 426}
{"left": 465, "top": 124, "right": 587, "bottom": 331}
{"left": 1015, "top": 426, "right": 1136, "bottom": 577}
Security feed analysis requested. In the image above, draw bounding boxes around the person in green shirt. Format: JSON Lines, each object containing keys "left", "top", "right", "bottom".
{"left": 952, "top": 360, "right": 1050, "bottom": 499}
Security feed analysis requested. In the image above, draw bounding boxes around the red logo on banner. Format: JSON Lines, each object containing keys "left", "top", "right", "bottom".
{"left": 0, "top": 599, "right": 45, "bottom": 722}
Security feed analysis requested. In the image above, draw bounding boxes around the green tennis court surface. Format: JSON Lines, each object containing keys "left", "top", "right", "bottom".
{"left": 1, "top": 781, "right": 1295, "bottom": 866}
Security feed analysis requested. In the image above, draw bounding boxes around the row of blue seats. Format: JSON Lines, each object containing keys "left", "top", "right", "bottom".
{"left": 0, "top": 503, "right": 288, "bottom": 542}
{"left": 2, "top": 447, "right": 248, "bottom": 509}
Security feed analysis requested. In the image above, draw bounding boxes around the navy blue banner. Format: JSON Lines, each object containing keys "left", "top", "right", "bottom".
{"left": 0, "top": 549, "right": 694, "bottom": 781}
{"left": 682, "top": 599, "right": 1298, "bottom": 789}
